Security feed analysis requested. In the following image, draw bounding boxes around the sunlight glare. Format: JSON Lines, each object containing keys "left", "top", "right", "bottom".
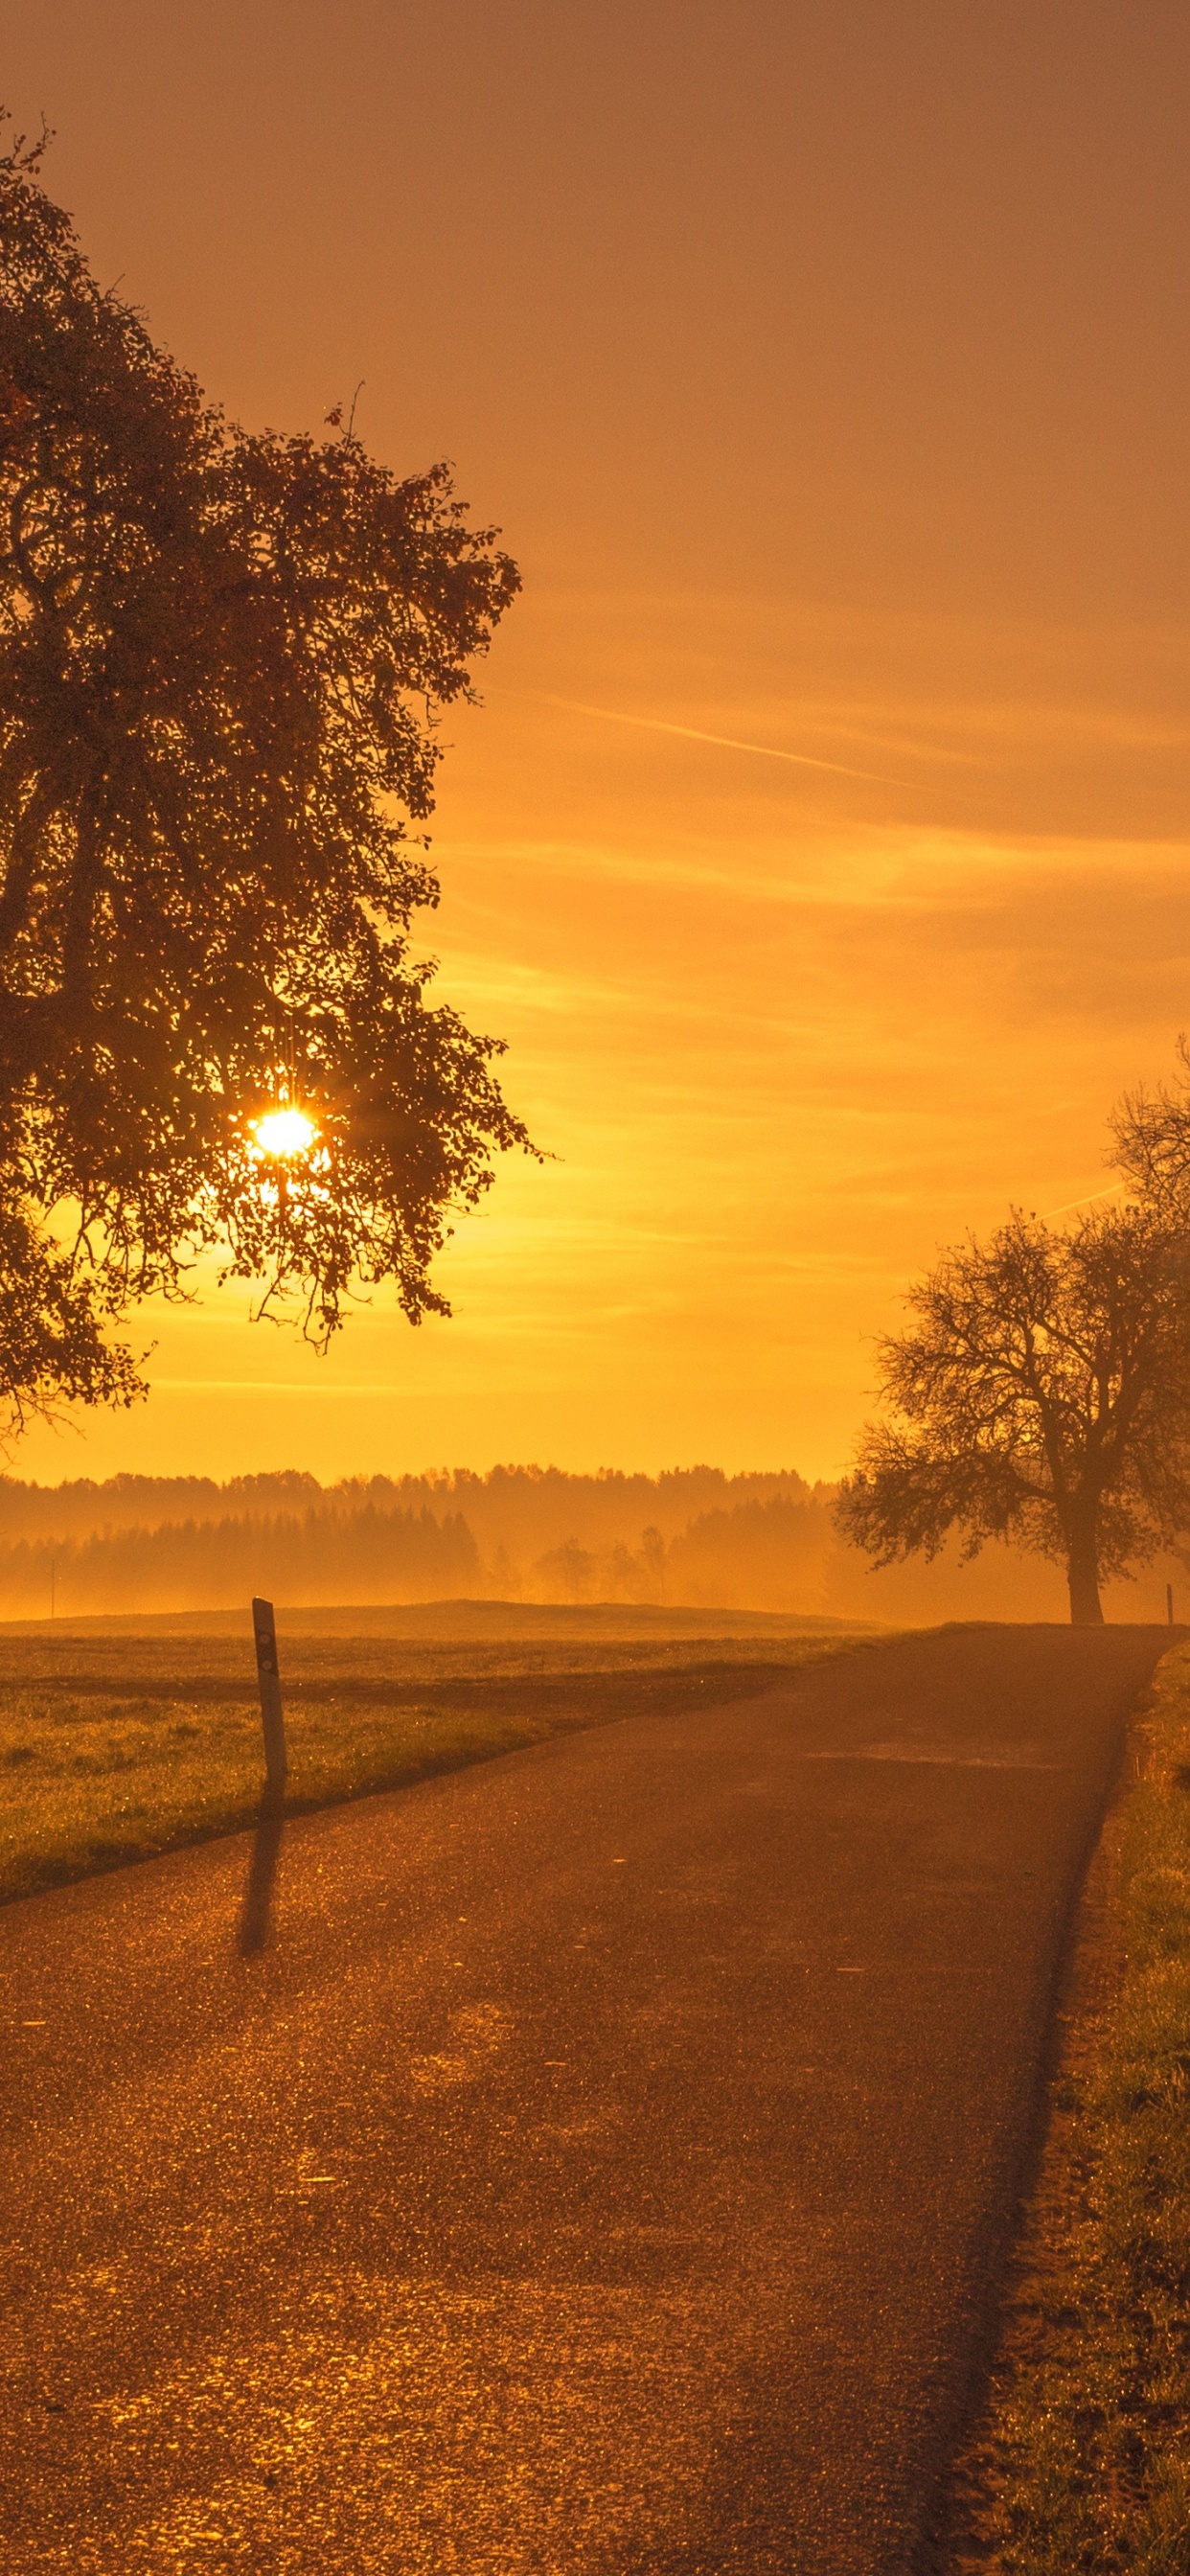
{"left": 251, "top": 1106, "right": 317, "bottom": 1159}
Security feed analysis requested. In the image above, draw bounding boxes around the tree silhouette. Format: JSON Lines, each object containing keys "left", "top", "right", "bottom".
{"left": 1111, "top": 1040, "right": 1190, "bottom": 1221}
{"left": 836, "top": 1203, "right": 1190, "bottom": 1623}
{"left": 0, "top": 126, "right": 527, "bottom": 1434}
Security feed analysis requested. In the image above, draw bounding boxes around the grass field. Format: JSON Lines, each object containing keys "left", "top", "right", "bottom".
{"left": 950, "top": 1638, "right": 1190, "bottom": 2572}
{"left": 0, "top": 1605, "right": 877, "bottom": 1907}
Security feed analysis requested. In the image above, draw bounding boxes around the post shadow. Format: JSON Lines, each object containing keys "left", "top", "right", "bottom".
{"left": 238, "top": 1780, "right": 286, "bottom": 1956}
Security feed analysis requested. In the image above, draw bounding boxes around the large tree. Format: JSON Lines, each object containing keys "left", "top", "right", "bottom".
{"left": 836, "top": 1202, "right": 1190, "bottom": 1624}
{"left": 0, "top": 126, "right": 527, "bottom": 1436}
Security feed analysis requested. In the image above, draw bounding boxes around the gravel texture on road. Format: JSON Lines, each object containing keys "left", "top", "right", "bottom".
{"left": 0, "top": 1623, "right": 1168, "bottom": 2573}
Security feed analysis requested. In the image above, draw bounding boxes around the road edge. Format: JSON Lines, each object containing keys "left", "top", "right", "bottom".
{"left": 933, "top": 1639, "right": 1190, "bottom": 2573}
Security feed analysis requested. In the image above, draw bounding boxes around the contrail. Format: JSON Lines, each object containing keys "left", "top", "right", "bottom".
{"left": 1041, "top": 1180, "right": 1128, "bottom": 1219}
{"left": 533, "top": 694, "right": 911, "bottom": 788}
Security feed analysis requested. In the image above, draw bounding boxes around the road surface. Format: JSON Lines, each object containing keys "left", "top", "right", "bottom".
{"left": 0, "top": 1622, "right": 1168, "bottom": 2573}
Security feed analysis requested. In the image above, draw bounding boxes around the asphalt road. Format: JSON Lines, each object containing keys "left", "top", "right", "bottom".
{"left": 0, "top": 1623, "right": 1168, "bottom": 2574}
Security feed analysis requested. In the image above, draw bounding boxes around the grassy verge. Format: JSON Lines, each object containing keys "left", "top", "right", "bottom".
{"left": 0, "top": 1626, "right": 869, "bottom": 1907}
{"left": 950, "top": 1641, "right": 1190, "bottom": 2572}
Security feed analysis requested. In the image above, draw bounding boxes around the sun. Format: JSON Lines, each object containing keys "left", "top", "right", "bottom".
{"left": 251, "top": 1106, "right": 317, "bottom": 1159}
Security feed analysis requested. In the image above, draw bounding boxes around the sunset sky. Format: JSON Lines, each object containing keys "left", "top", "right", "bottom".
{"left": 6, "top": 0, "right": 1190, "bottom": 1484}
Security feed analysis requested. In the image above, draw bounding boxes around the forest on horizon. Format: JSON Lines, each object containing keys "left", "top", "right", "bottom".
{"left": 0, "top": 1463, "right": 1179, "bottom": 1627}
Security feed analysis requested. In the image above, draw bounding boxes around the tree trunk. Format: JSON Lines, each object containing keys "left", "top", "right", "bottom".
{"left": 1066, "top": 1522, "right": 1104, "bottom": 1625}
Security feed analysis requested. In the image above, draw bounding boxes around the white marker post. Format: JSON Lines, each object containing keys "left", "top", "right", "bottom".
{"left": 251, "top": 1597, "right": 288, "bottom": 1786}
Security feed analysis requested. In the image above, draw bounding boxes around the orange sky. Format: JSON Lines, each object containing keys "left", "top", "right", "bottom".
{"left": 6, "top": 1, "right": 1190, "bottom": 1484}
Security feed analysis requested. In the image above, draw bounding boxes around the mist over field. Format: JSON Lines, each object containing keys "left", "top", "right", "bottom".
{"left": 0, "top": 1466, "right": 1178, "bottom": 1627}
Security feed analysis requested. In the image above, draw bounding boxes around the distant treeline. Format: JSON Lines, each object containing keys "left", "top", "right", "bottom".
{"left": 0, "top": 1464, "right": 1177, "bottom": 1622}
{"left": 0, "top": 1464, "right": 809, "bottom": 1552}
{"left": 3, "top": 1505, "right": 481, "bottom": 1619}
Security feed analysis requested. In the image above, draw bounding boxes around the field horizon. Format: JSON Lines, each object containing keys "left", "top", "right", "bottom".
{"left": 0, "top": 1597, "right": 870, "bottom": 1642}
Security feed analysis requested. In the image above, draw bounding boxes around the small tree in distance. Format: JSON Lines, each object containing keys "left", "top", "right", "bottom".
{"left": 836, "top": 1202, "right": 1190, "bottom": 1625}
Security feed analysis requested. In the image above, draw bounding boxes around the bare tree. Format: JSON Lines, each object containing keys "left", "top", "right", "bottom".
{"left": 1111, "top": 1038, "right": 1190, "bottom": 1218}
{"left": 836, "top": 1204, "right": 1190, "bottom": 1623}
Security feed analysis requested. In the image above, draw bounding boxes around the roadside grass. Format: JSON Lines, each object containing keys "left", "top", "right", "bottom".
{"left": 950, "top": 1639, "right": 1190, "bottom": 2573}
{"left": 0, "top": 1625, "right": 871, "bottom": 1907}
